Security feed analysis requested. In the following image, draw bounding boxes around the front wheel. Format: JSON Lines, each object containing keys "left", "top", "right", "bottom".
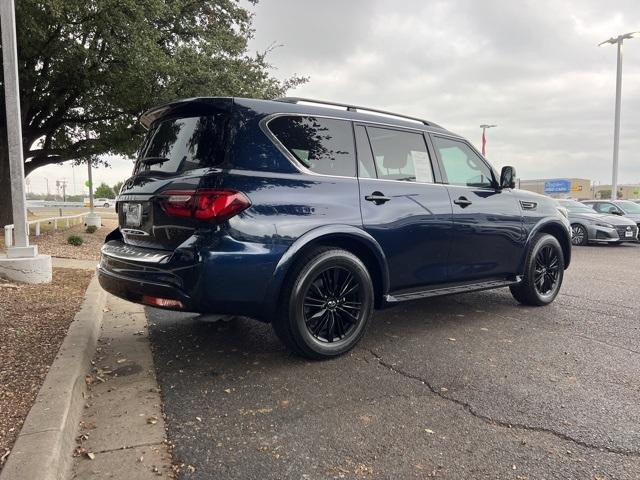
{"left": 273, "top": 247, "right": 374, "bottom": 359}
{"left": 570, "top": 224, "right": 587, "bottom": 246}
{"left": 510, "top": 233, "right": 564, "bottom": 306}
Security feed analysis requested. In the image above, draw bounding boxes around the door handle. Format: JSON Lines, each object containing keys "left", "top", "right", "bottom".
{"left": 365, "top": 191, "right": 391, "bottom": 205}
{"left": 453, "top": 196, "right": 472, "bottom": 208}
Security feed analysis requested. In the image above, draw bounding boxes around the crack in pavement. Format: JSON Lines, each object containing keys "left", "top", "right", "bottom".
{"left": 365, "top": 348, "right": 640, "bottom": 458}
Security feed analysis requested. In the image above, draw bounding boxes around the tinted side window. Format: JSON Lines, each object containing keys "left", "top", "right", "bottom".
{"left": 354, "top": 126, "right": 376, "bottom": 179}
{"left": 433, "top": 136, "right": 494, "bottom": 188}
{"left": 367, "top": 127, "right": 433, "bottom": 183}
{"left": 268, "top": 116, "right": 356, "bottom": 177}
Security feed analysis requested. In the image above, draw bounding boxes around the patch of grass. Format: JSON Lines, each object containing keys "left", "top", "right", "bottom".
{"left": 67, "top": 235, "right": 84, "bottom": 246}
{"left": 85, "top": 225, "right": 98, "bottom": 234}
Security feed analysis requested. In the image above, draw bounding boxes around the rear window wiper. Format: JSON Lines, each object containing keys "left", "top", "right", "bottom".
{"left": 139, "top": 156, "right": 170, "bottom": 166}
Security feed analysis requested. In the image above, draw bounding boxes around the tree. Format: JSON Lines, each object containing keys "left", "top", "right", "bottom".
{"left": 94, "top": 182, "right": 114, "bottom": 198}
{"left": 112, "top": 181, "right": 124, "bottom": 196}
{"left": 0, "top": 1, "right": 306, "bottom": 225}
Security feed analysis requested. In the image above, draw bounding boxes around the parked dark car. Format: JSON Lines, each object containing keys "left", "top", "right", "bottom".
{"left": 556, "top": 199, "right": 638, "bottom": 245}
{"left": 98, "top": 97, "right": 571, "bottom": 359}
{"left": 582, "top": 200, "right": 640, "bottom": 231}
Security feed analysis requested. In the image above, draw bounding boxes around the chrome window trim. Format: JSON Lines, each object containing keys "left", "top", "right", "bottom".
{"left": 259, "top": 113, "right": 453, "bottom": 187}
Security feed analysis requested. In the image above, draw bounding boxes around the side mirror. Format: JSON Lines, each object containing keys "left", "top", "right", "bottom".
{"left": 499, "top": 166, "right": 516, "bottom": 189}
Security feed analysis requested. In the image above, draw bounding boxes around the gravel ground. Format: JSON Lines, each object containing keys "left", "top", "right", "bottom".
{"left": 28, "top": 219, "right": 117, "bottom": 260}
{"left": 0, "top": 268, "right": 93, "bottom": 471}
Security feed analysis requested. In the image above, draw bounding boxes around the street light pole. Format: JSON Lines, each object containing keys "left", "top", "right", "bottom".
{"left": 0, "top": 0, "right": 51, "bottom": 283}
{"left": 479, "top": 124, "right": 497, "bottom": 157}
{"left": 0, "top": 0, "right": 31, "bottom": 254}
{"left": 599, "top": 32, "right": 639, "bottom": 200}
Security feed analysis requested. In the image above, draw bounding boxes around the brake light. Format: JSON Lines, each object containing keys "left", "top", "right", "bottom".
{"left": 159, "top": 189, "right": 251, "bottom": 222}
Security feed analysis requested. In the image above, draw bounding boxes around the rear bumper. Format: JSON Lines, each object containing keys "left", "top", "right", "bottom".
{"left": 98, "top": 265, "right": 193, "bottom": 311}
{"left": 97, "top": 237, "right": 284, "bottom": 319}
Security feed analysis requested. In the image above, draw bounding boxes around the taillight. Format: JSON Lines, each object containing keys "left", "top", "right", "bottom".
{"left": 158, "top": 189, "right": 251, "bottom": 222}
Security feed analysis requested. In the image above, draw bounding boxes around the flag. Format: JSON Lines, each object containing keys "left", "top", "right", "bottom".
{"left": 481, "top": 129, "right": 487, "bottom": 156}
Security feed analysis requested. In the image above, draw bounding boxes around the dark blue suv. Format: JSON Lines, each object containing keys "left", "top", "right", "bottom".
{"left": 98, "top": 97, "right": 571, "bottom": 359}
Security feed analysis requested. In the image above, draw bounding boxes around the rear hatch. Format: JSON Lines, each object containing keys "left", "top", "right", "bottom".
{"left": 117, "top": 98, "right": 236, "bottom": 250}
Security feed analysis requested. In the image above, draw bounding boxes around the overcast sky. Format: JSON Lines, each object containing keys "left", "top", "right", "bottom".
{"left": 28, "top": 0, "right": 640, "bottom": 194}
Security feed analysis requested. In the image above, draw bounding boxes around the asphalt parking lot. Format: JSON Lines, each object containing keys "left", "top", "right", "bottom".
{"left": 148, "top": 243, "right": 640, "bottom": 480}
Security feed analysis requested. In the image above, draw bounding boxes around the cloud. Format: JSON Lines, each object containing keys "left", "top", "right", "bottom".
{"left": 29, "top": 1, "right": 640, "bottom": 193}
{"left": 249, "top": 0, "right": 640, "bottom": 184}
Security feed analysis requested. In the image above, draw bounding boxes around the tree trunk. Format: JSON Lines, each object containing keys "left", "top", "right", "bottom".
{"left": 0, "top": 140, "right": 13, "bottom": 227}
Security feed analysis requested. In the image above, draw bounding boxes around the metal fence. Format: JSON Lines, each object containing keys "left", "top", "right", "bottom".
{"left": 3, "top": 212, "right": 90, "bottom": 249}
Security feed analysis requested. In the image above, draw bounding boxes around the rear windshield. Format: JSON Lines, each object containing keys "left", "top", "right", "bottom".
{"left": 134, "top": 114, "right": 229, "bottom": 174}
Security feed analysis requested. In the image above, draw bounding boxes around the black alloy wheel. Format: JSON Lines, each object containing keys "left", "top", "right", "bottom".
{"left": 533, "top": 244, "right": 561, "bottom": 297}
{"left": 273, "top": 247, "right": 374, "bottom": 359}
{"left": 510, "top": 233, "right": 564, "bottom": 306}
{"left": 302, "top": 266, "right": 362, "bottom": 343}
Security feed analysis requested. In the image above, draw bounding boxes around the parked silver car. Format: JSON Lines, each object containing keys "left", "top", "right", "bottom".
{"left": 556, "top": 200, "right": 638, "bottom": 245}
{"left": 582, "top": 200, "right": 640, "bottom": 230}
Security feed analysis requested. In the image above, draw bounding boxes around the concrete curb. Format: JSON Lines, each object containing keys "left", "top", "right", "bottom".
{"left": 0, "top": 275, "right": 106, "bottom": 480}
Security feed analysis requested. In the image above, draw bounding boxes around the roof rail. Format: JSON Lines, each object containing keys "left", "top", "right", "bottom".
{"left": 274, "top": 97, "right": 433, "bottom": 126}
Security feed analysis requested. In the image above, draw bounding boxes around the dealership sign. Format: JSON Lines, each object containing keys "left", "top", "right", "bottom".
{"left": 544, "top": 179, "right": 572, "bottom": 194}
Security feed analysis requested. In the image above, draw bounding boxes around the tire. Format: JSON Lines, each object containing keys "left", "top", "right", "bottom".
{"left": 273, "top": 247, "right": 374, "bottom": 359}
{"left": 510, "top": 233, "right": 564, "bottom": 306}
{"left": 103, "top": 203, "right": 109, "bottom": 208}
{"left": 570, "top": 224, "right": 587, "bottom": 246}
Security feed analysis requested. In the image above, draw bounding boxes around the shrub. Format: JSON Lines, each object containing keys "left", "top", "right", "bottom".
{"left": 67, "top": 235, "right": 84, "bottom": 246}
{"left": 85, "top": 225, "right": 98, "bottom": 234}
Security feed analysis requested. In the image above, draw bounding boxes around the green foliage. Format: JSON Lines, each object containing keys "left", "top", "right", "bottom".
{"left": 112, "top": 181, "right": 124, "bottom": 196}
{"left": 2, "top": 0, "right": 306, "bottom": 177}
{"left": 67, "top": 234, "right": 84, "bottom": 246}
{"left": 94, "top": 182, "right": 114, "bottom": 198}
{"left": 85, "top": 225, "right": 98, "bottom": 234}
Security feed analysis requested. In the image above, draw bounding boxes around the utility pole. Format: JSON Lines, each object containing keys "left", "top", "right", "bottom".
{"left": 599, "top": 32, "right": 638, "bottom": 200}
{"left": 0, "top": 0, "right": 51, "bottom": 283}
{"left": 85, "top": 128, "right": 101, "bottom": 228}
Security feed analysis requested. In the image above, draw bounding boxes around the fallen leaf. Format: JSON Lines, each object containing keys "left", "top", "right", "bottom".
{"left": 195, "top": 416, "right": 202, "bottom": 422}
{"left": 116, "top": 358, "right": 127, "bottom": 364}
{"left": 447, "top": 337, "right": 456, "bottom": 342}
{"left": 147, "top": 416, "right": 158, "bottom": 425}
{"left": 86, "top": 452, "right": 95, "bottom": 460}
{"left": 224, "top": 388, "right": 231, "bottom": 394}
{"left": 425, "top": 428, "right": 434, "bottom": 434}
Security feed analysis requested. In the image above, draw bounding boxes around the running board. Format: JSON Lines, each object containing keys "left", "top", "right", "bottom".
{"left": 385, "top": 278, "right": 521, "bottom": 303}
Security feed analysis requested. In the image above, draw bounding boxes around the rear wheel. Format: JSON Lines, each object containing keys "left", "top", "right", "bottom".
{"left": 570, "top": 224, "right": 587, "bottom": 246}
{"left": 273, "top": 247, "right": 374, "bottom": 359}
{"left": 510, "top": 233, "right": 564, "bottom": 306}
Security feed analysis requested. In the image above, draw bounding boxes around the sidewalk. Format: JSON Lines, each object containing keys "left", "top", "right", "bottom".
{"left": 71, "top": 296, "right": 173, "bottom": 479}
{"left": 52, "top": 257, "right": 97, "bottom": 270}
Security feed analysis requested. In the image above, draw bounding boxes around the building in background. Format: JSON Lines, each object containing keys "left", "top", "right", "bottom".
{"left": 518, "top": 178, "right": 640, "bottom": 200}
{"left": 518, "top": 178, "right": 592, "bottom": 200}
{"left": 592, "top": 184, "right": 640, "bottom": 200}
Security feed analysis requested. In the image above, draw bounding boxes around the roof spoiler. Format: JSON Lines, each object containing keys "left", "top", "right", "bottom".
{"left": 139, "top": 97, "right": 234, "bottom": 129}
